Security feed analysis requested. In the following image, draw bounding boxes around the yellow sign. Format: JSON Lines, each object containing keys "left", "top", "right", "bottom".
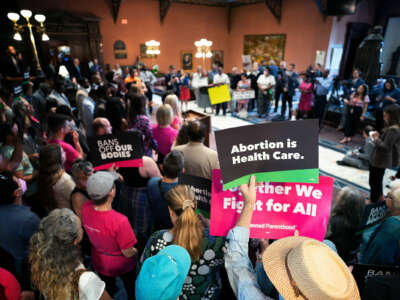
{"left": 208, "top": 84, "right": 231, "bottom": 105}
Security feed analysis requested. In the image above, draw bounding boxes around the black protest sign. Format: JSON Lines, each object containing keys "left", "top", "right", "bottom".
{"left": 179, "top": 174, "right": 212, "bottom": 215}
{"left": 214, "top": 119, "right": 319, "bottom": 190}
{"left": 361, "top": 202, "right": 388, "bottom": 229}
{"left": 352, "top": 264, "right": 400, "bottom": 291}
{"left": 89, "top": 131, "right": 143, "bottom": 170}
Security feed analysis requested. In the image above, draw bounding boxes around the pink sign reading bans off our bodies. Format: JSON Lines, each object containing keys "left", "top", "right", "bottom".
{"left": 210, "top": 170, "right": 334, "bottom": 241}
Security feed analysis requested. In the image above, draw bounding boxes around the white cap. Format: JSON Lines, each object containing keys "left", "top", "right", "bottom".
{"left": 86, "top": 171, "right": 118, "bottom": 201}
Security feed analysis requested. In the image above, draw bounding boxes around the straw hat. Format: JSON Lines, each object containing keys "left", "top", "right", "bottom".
{"left": 263, "top": 236, "right": 360, "bottom": 300}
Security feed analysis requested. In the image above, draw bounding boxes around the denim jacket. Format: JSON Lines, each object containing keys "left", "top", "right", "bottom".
{"left": 224, "top": 226, "right": 274, "bottom": 300}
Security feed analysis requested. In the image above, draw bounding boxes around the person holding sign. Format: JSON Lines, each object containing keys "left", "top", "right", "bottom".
{"left": 224, "top": 176, "right": 361, "bottom": 300}
{"left": 213, "top": 66, "right": 230, "bottom": 116}
{"left": 257, "top": 68, "right": 276, "bottom": 118}
{"left": 236, "top": 73, "right": 251, "bottom": 114}
{"left": 361, "top": 186, "right": 400, "bottom": 266}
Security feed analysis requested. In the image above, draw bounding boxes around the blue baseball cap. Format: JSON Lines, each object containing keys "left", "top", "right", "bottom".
{"left": 136, "top": 245, "right": 191, "bottom": 300}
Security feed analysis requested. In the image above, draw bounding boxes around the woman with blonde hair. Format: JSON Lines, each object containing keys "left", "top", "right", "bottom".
{"left": 152, "top": 104, "right": 178, "bottom": 164}
{"left": 140, "top": 185, "right": 225, "bottom": 299}
{"left": 164, "top": 94, "right": 182, "bottom": 130}
{"left": 29, "top": 208, "right": 112, "bottom": 300}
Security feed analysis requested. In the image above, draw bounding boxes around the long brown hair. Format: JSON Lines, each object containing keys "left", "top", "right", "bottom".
{"left": 384, "top": 104, "right": 400, "bottom": 128}
{"left": 167, "top": 185, "right": 203, "bottom": 260}
{"left": 355, "top": 83, "right": 369, "bottom": 100}
{"left": 38, "top": 144, "right": 64, "bottom": 215}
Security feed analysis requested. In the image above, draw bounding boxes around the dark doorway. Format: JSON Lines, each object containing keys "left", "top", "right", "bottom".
{"left": 339, "top": 22, "right": 371, "bottom": 79}
{"left": 37, "top": 10, "right": 103, "bottom": 78}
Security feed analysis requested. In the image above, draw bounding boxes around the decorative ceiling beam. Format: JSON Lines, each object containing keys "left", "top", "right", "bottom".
{"left": 160, "top": 0, "right": 171, "bottom": 24}
{"left": 172, "top": 0, "right": 264, "bottom": 7}
{"left": 111, "top": 0, "right": 122, "bottom": 24}
{"left": 264, "top": 0, "right": 282, "bottom": 23}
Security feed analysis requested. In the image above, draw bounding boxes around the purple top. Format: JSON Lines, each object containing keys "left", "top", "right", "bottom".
{"left": 129, "top": 115, "right": 158, "bottom": 157}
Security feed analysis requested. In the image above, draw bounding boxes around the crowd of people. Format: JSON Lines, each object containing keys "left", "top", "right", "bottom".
{"left": 0, "top": 44, "right": 400, "bottom": 300}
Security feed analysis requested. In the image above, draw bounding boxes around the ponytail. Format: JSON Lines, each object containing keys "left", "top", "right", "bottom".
{"left": 167, "top": 185, "right": 204, "bottom": 261}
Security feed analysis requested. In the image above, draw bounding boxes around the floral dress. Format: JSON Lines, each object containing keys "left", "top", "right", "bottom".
{"left": 129, "top": 115, "right": 158, "bottom": 157}
{"left": 139, "top": 229, "right": 226, "bottom": 300}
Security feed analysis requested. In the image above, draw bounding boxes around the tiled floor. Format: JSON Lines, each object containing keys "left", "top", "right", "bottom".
{"left": 184, "top": 101, "right": 395, "bottom": 196}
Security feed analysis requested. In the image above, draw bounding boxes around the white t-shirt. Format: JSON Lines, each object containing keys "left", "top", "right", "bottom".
{"left": 78, "top": 271, "right": 105, "bottom": 300}
{"left": 43, "top": 264, "right": 105, "bottom": 300}
{"left": 257, "top": 74, "right": 276, "bottom": 90}
{"left": 213, "top": 73, "right": 230, "bottom": 85}
{"left": 191, "top": 72, "right": 202, "bottom": 88}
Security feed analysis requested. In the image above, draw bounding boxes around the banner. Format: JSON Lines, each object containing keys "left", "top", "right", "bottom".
{"left": 215, "top": 119, "right": 319, "bottom": 190}
{"left": 352, "top": 264, "right": 400, "bottom": 291}
{"left": 179, "top": 174, "right": 212, "bottom": 216}
{"left": 89, "top": 131, "right": 143, "bottom": 170}
{"left": 210, "top": 170, "right": 333, "bottom": 240}
{"left": 208, "top": 84, "right": 231, "bottom": 105}
{"left": 232, "top": 90, "right": 255, "bottom": 100}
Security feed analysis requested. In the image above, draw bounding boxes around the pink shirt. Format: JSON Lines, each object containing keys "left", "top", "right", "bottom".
{"left": 48, "top": 139, "right": 80, "bottom": 172}
{"left": 82, "top": 201, "right": 137, "bottom": 276}
{"left": 152, "top": 125, "right": 178, "bottom": 155}
{"left": 0, "top": 268, "right": 21, "bottom": 300}
{"left": 350, "top": 93, "right": 370, "bottom": 108}
{"left": 171, "top": 115, "right": 182, "bottom": 130}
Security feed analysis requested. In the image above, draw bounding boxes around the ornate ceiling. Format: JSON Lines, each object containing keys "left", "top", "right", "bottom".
{"left": 171, "top": 0, "right": 264, "bottom": 7}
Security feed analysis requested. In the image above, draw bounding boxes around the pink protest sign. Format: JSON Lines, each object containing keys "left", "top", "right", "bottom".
{"left": 210, "top": 169, "right": 334, "bottom": 241}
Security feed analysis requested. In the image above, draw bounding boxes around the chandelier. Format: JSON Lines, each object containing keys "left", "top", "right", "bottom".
{"left": 145, "top": 40, "right": 160, "bottom": 56}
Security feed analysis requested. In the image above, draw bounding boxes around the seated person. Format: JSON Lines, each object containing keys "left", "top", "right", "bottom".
{"left": 225, "top": 176, "right": 361, "bottom": 299}
{"left": 337, "top": 125, "right": 375, "bottom": 170}
{"left": 325, "top": 187, "right": 365, "bottom": 265}
{"left": 361, "top": 186, "right": 400, "bottom": 266}
{"left": 147, "top": 150, "right": 184, "bottom": 231}
{"left": 135, "top": 245, "right": 190, "bottom": 300}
